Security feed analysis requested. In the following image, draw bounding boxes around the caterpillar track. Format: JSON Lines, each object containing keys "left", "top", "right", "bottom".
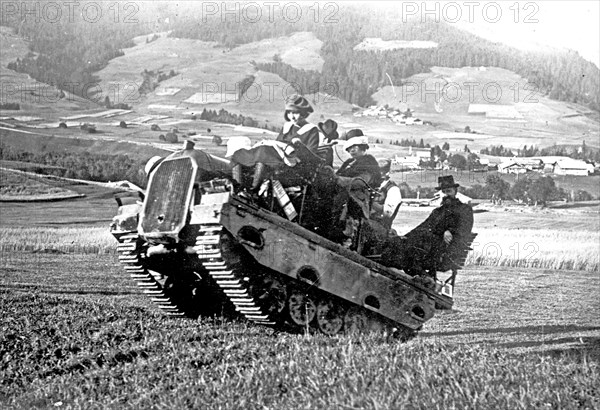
{"left": 116, "top": 233, "right": 186, "bottom": 317}
{"left": 195, "top": 224, "right": 278, "bottom": 326}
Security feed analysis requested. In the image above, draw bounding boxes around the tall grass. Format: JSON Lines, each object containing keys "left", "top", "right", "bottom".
{"left": 467, "top": 229, "right": 599, "bottom": 272}
{"left": 0, "top": 227, "right": 115, "bottom": 254}
{"left": 0, "top": 226, "right": 598, "bottom": 271}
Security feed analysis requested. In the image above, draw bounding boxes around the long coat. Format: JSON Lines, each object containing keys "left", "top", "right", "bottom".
{"left": 401, "top": 196, "right": 474, "bottom": 272}
{"left": 232, "top": 121, "right": 318, "bottom": 168}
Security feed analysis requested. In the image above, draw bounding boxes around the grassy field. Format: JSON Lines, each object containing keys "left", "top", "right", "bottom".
{"left": 0, "top": 253, "right": 598, "bottom": 409}
{"left": 1, "top": 169, "right": 598, "bottom": 409}
{"left": 0, "top": 168, "right": 82, "bottom": 201}
{"left": 1, "top": 222, "right": 598, "bottom": 273}
{"left": 0, "top": 179, "right": 598, "bottom": 271}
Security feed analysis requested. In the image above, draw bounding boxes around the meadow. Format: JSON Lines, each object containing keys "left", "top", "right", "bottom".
{"left": 0, "top": 169, "right": 80, "bottom": 201}
{"left": 1, "top": 178, "right": 598, "bottom": 409}
{"left": 0, "top": 207, "right": 600, "bottom": 272}
{"left": 1, "top": 253, "right": 598, "bottom": 409}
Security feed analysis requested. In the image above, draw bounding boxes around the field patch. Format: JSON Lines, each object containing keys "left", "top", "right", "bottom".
{"left": 0, "top": 168, "right": 82, "bottom": 202}
{"left": 96, "top": 31, "right": 323, "bottom": 110}
{"left": 354, "top": 38, "right": 438, "bottom": 51}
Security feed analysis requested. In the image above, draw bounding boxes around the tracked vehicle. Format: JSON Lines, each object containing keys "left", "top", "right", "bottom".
{"left": 110, "top": 141, "right": 464, "bottom": 338}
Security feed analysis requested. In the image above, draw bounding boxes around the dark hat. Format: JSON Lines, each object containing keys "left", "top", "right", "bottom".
{"left": 436, "top": 175, "right": 460, "bottom": 190}
{"left": 284, "top": 94, "right": 313, "bottom": 120}
{"left": 344, "top": 129, "right": 364, "bottom": 140}
{"left": 318, "top": 119, "right": 339, "bottom": 140}
{"left": 377, "top": 158, "right": 391, "bottom": 174}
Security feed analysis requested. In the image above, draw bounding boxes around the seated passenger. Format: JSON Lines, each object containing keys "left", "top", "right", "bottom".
{"left": 381, "top": 176, "right": 474, "bottom": 276}
{"left": 325, "top": 130, "right": 382, "bottom": 245}
{"left": 316, "top": 119, "right": 339, "bottom": 167}
{"left": 229, "top": 95, "right": 318, "bottom": 193}
{"left": 335, "top": 130, "right": 381, "bottom": 186}
{"left": 371, "top": 159, "right": 402, "bottom": 230}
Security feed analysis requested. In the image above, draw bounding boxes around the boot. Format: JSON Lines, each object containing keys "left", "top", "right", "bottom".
{"left": 231, "top": 164, "right": 243, "bottom": 185}
{"left": 251, "top": 162, "right": 267, "bottom": 191}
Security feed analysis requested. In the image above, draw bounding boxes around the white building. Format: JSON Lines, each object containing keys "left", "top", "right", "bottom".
{"left": 392, "top": 156, "right": 422, "bottom": 170}
{"left": 552, "top": 159, "right": 590, "bottom": 176}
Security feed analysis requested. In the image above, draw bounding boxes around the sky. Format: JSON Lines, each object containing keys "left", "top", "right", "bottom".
{"left": 457, "top": 1, "right": 600, "bottom": 67}
{"left": 369, "top": 0, "right": 600, "bottom": 67}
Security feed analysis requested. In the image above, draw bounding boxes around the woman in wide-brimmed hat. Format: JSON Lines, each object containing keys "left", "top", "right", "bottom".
{"left": 230, "top": 94, "right": 319, "bottom": 192}
{"left": 320, "top": 129, "right": 383, "bottom": 246}
{"left": 335, "top": 129, "right": 381, "bottom": 187}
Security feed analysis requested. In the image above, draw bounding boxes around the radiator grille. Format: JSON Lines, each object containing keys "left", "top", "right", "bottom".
{"left": 140, "top": 157, "right": 196, "bottom": 236}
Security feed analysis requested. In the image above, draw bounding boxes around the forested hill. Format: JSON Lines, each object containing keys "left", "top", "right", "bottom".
{"left": 1, "top": 1, "right": 160, "bottom": 98}
{"left": 2, "top": 2, "right": 598, "bottom": 111}
{"left": 169, "top": 4, "right": 599, "bottom": 110}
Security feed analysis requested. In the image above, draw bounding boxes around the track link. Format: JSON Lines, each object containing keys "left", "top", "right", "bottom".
{"left": 116, "top": 233, "right": 185, "bottom": 317}
{"left": 195, "top": 225, "right": 277, "bottom": 326}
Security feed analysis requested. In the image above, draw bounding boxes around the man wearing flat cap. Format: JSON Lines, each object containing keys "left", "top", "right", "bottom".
{"left": 382, "top": 175, "right": 473, "bottom": 276}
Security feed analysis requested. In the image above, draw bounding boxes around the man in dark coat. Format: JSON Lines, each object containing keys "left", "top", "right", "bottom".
{"left": 322, "top": 130, "right": 381, "bottom": 245}
{"left": 382, "top": 175, "right": 474, "bottom": 275}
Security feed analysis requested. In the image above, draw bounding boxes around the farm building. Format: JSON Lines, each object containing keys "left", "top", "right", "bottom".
{"left": 389, "top": 147, "right": 429, "bottom": 160}
{"left": 467, "top": 104, "right": 523, "bottom": 119}
{"left": 392, "top": 156, "right": 422, "bottom": 170}
{"left": 498, "top": 158, "right": 543, "bottom": 174}
{"left": 551, "top": 159, "right": 591, "bottom": 176}
{"left": 498, "top": 161, "right": 529, "bottom": 174}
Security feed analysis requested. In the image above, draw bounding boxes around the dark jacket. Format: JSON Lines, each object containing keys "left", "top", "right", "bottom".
{"left": 381, "top": 196, "right": 474, "bottom": 274}
{"left": 232, "top": 121, "right": 319, "bottom": 168}
{"left": 413, "top": 196, "right": 473, "bottom": 241}
{"left": 336, "top": 154, "right": 381, "bottom": 187}
{"left": 276, "top": 120, "right": 319, "bottom": 153}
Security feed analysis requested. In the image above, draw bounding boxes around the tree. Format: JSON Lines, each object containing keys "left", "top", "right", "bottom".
{"left": 510, "top": 176, "right": 560, "bottom": 206}
{"left": 448, "top": 154, "right": 467, "bottom": 170}
{"left": 528, "top": 176, "right": 560, "bottom": 206}
{"left": 485, "top": 174, "right": 510, "bottom": 204}
{"left": 510, "top": 177, "right": 531, "bottom": 204}
{"left": 467, "top": 152, "right": 480, "bottom": 170}
{"left": 442, "top": 142, "right": 450, "bottom": 151}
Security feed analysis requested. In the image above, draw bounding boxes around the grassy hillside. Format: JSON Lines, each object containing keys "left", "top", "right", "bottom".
{"left": 0, "top": 27, "right": 98, "bottom": 113}
{"left": 2, "top": 23, "right": 597, "bottom": 157}
{"left": 0, "top": 168, "right": 81, "bottom": 201}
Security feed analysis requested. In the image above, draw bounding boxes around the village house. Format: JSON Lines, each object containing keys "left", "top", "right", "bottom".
{"left": 498, "top": 158, "right": 543, "bottom": 174}
{"left": 551, "top": 158, "right": 591, "bottom": 176}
